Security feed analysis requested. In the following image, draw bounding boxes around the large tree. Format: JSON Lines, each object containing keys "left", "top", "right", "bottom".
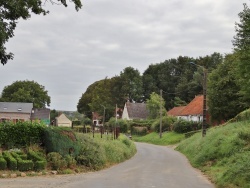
{"left": 233, "top": 3, "right": 250, "bottom": 102}
{"left": 207, "top": 54, "right": 247, "bottom": 122}
{"left": 119, "top": 67, "right": 143, "bottom": 102}
{"left": 0, "top": 80, "right": 51, "bottom": 108}
{"left": 0, "top": 0, "right": 82, "bottom": 65}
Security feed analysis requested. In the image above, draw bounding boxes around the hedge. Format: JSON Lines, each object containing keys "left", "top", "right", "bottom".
{"left": 27, "top": 150, "right": 47, "bottom": 171}
{"left": 0, "top": 156, "right": 7, "bottom": 170}
{"left": 3, "top": 151, "right": 17, "bottom": 170}
{"left": 0, "top": 121, "right": 46, "bottom": 149}
{"left": 42, "top": 127, "right": 81, "bottom": 157}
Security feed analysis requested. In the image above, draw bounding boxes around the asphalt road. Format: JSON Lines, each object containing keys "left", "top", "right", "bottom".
{"left": 0, "top": 142, "right": 214, "bottom": 188}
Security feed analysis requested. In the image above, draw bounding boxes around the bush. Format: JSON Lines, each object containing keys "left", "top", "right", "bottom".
{"left": 0, "top": 156, "right": 7, "bottom": 170}
{"left": 65, "top": 155, "right": 77, "bottom": 169}
{"left": 108, "top": 118, "right": 129, "bottom": 133}
{"left": 131, "top": 126, "right": 148, "bottom": 136}
{"left": 17, "top": 159, "right": 34, "bottom": 171}
{"left": 151, "top": 116, "right": 177, "bottom": 132}
{"left": 27, "top": 150, "right": 47, "bottom": 171}
{"left": 173, "top": 119, "right": 201, "bottom": 133}
{"left": 10, "top": 151, "right": 35, "bottom": 171}
{"left": 3, "top": 151, "right": 17, "bottom": 170}
{"left": 76, "top": 135, "right": 106, "bottom": 169}
{"left": 27, "top": 150, "right": 45, "bottom": 161}
{"left": 34, "top": 161, "right": 47, "bottom": 171}
{"left": 47, "top": 152, "right": 67, "bottom": 170}
{"left": 42, "top": 127, "right": 81, "bottom": 157}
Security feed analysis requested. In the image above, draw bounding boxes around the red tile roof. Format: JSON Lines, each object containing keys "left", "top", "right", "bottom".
{"left": 180, "top": 95, "right": 203, "bottom": 116}
{"left": 168, "top": 106, "right": 186, "bottom": 116}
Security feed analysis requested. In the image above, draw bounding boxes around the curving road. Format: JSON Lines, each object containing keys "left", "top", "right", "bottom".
{"left": 0, "top": 142, "right": 214, "bottom": 188}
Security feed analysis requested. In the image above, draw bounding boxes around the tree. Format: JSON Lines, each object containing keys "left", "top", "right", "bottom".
{"left": 77, "top": 78, "right": 117, "bottom": 120}
{"left": 233, "top": 3, "right": 250, "bottom": 102}
{"left": 146, "top": 92, "right": 166, "bottom": 119}
{"left": 0, "top": 0, "right": 82, "bottom": 65}
{"left": 0, "top": 80, "right": 51, "bottom": 108}
{"left": 207, "top": 54, "right": 247, "bottom": 122}
{"left": 119, "top": 67, "right": 143, "bottom": 102}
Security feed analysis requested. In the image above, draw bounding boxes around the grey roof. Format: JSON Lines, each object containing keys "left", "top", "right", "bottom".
{"left": 126, "top": 102, "right": 149, "bottom": 120}
{"left": 31, "top": 108, "right": 50, "bottom": 120}
{"left": 0, "top": 102, "right": 33, "bottom": 113}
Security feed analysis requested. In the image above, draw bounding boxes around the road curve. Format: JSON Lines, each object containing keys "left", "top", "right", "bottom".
{"left": 0, "top": 142, "right": 214, "bottom": 188}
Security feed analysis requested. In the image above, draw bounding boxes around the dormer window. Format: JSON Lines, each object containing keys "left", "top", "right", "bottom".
{"left": 18, "top": 108, "right": 22, "bottom": 111}
{"left": 3, "top": 107, "right": 7, "bottom": 110}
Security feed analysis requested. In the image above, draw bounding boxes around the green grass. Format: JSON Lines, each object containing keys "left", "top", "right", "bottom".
{"left": 176, "top": 120, "right": 250, "bottom": 188}
{"left": 76, "top": 133, "right": 137, "bottom": 169}
{"left": 132, "top": 132, "right": 185, "bottom": 145}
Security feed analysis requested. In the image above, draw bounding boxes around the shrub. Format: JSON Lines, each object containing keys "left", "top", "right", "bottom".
{"left": 47, "top": 152, "right": 67, "bottom": 170}
{"left": 42, "top": 127, "right": 81, "bottom": 157}
{"left": 10, "top": 151, "right": 35, "bottom": 171}
{"left": 65, "top": 155, "right": 77, "bottom": 169}
{"left": 131, "top": 126, "right": 148, "bottom": 136}
{"left": 173, "top": 119, "right": 201, "bottom": 133}
{"left": 34, "top": 161, "right": 47, "bottom": 171}
{"left": 17, "top": 158, "right": 34, "bottom": 171}
{"left": 76, "top": 135, "right": 106, "bottom": 169}
{"left": 27, "top": 150, "right": 47, "bottom": 171}
{"left": 108, "top": 118, "right": 129, "bottom": 133}
{"left": 27, "top": 150, "right": 45, "bottom": 161}
{"left": 0, "top": 156, "right": 7, "bottom": 170}
{"left": 151, "top": 116, "right": 177, "bottom": 132}
{"left": 3, "top": 151, "right": 17, "bottom": 170}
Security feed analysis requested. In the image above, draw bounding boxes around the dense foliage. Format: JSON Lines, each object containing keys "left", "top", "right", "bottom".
{"left": 0, "top": 121, "right": 45, "bottom": 148}
{"left": 207, "top": 54, "right": 248, "bottom": 122}
{"left": 0, "top": 80, "right": 51, "bottom": 108}
{"left": 0, "top": 0, "right": 82, "bottom": 65}
{"left": 233, "top": 4, "right": 250, "bottom": 103}
{"left": 172, "top": 119, "right": 201, "bottom": 133}
{"left": 42, "top": 127, "right": 81, "bottom": 157}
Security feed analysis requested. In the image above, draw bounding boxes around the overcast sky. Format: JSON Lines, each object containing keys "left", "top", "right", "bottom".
{"left": 0, "top": 0, "right": 248, "bottom": 111}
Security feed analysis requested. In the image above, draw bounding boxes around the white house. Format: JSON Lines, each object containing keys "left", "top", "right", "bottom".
{"left": 168, "top": 95, "right": 206, "bottom": 122}
{"left": 122, "top": 102, "right": 149, "bottom": 120}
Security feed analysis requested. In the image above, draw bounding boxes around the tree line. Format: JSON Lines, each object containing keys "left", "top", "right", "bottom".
{"left": 78, "top": 3, "right": 250, "bottom": 124}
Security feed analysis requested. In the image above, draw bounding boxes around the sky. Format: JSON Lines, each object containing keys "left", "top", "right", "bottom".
{"left": 0, "top": 0, "right": 248, "bottom": 111}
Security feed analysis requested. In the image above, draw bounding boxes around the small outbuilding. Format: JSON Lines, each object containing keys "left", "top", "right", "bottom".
{"left": 55, "top": 113, "right": 72, "bottom": 127}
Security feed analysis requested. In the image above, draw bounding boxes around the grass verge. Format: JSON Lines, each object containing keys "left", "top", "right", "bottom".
{"left": 176, "top": 120, "right": 250, "bottom": 188}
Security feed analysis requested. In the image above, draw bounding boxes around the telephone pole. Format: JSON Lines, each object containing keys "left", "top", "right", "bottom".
{"left": 160, "top": 89, "right": 163, "bottom": 138}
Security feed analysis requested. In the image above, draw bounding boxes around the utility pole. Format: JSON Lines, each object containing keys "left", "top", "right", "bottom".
{"left": 190, "top": 62, "right": 208, "bottom": 137}
{"left": 160, "top": 89, "right": 163, "bottom": 138}
{"left": 101, "top": 105, "right": 106, "bottom": 139}
{"left": 114, "top": 104, "right": 117, "bottom": 139}
{"left": 202, "top": 68, "right": 207, "bottom": 137}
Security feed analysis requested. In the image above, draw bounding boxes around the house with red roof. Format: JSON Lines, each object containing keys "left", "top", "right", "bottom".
{"left": 168, "top": 106, "right": 186, "bottom": 117}
{"left": 168, "top": 95, "right": 208, "bottom": 122}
